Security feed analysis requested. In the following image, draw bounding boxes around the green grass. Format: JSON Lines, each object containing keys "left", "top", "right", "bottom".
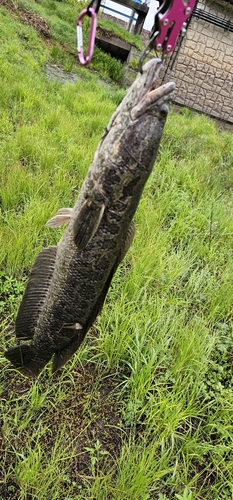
{"left": 97, "top": 16, "right": 143, "bottom": 50}
{"left": 4, "top": 0, "right": 124, "bottom": 82}
{"left": 1, "top": 2, "right": 233, "bottom": 499}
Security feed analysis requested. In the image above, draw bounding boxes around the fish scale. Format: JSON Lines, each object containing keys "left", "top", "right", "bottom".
{"left": 4, "top": 58, "right": 175, "bottom": 378}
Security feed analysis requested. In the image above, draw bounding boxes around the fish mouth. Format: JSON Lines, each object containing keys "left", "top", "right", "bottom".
{"left": 131, "top": 60, "right": 175, "bottom": 121}
{"left": 140, "top": 58, "right": 175, "bottom": 102}
{"left": 148, "top": 81, "right": 176, "bottom": 101}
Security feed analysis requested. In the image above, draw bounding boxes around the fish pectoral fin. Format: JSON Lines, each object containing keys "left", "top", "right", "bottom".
{"left": 73, "top": 199, "right": 105, "bottom": 250}
{"left": 61, "top": 323, "right": 83, "bottom": 330}
{"left": 15, "top": 246, "right": 57, "bottom": 340}
{"left": 46, "top": 208, "right": 73, "bottom": 228}
{"left": 57, "top": 322, "right": 83, "bottom": 344}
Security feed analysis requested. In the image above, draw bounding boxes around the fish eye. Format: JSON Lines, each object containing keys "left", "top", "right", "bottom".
{"left": 160, "top": 104, "right": 169, "bottom": 117}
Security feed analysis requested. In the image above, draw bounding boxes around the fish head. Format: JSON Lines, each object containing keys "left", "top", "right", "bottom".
{"left": 130, "top": 58, "right": 175, "bottom": 121}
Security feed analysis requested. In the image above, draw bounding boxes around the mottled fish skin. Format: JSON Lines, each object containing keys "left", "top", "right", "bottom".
{"left": 4, "top": 58, "right": 175, "bottom": 378}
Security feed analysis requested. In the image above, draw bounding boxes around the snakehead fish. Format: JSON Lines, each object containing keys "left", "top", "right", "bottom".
{"left": 4, "top": 59, "right": 175, "bottom": 378}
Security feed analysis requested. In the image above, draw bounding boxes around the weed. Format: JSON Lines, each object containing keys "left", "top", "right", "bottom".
{"left": 84, "top": 439, "right": 109, "bottom": 477}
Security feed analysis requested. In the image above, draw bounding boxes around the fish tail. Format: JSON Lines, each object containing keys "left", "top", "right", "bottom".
{"left": 4, "top": 344, "right": 48, "bottom": 378}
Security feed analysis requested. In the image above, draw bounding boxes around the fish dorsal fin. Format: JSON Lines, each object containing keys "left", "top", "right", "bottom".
{"left": 73, "top": 198, "right": 105, "bottom": 250}
{"left": 46, "top": 208, "right": 73, "bottom": 228}
{"left": 15, "top": 246, "right": 57, "bottom": 340}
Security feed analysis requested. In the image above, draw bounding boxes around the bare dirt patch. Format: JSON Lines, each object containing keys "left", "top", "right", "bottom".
{"left": 1, "top": 353, "right": 126, "bottom": 498}
{"left": 0, "top": 0, "right": 50, "bottom": 38}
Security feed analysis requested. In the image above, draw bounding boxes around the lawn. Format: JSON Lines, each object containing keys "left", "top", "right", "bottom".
{"left": 1, "top": 1, "right": 233, "bottom": 499}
